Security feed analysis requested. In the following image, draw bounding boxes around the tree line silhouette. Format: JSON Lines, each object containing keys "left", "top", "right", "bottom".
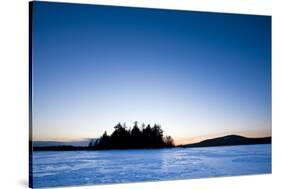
{"left": 89, "top": 121, "right": 175, "bottom": 149}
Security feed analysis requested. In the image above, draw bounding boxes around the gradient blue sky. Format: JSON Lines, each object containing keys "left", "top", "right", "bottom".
{"left": 32, "top": 2, "right": 271, "bottom": 144}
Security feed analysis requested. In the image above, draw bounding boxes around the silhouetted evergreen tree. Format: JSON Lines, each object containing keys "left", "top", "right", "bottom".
{"left": 93, "top": 131, "right": 111, "bottom": 149}
{"left": 131, "top": 122, "right": 142, "bottom": 148}
{"left": 90, "top": 122, "right": 175, "bottom": 150}
{"left": 164, "top": 135, "right": 175, "bottom": 147}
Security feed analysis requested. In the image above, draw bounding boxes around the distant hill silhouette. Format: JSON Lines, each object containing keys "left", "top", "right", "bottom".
{"left": 33, "top": 145, "right": 89, "bottom": 151}
{"left": 33, "top": 140, "right": 91, "bottom": 147}
{"left": 179, "top": 135, "right": 271, "bottom": 148}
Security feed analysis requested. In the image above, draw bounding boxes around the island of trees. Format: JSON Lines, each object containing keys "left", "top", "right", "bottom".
{"left": 89, "top": 121, "right": 175, "bottom": 149}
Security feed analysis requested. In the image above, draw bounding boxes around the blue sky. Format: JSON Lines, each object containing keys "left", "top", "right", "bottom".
{"left": 32, "top": 2, "right": 271, "bottom": 144}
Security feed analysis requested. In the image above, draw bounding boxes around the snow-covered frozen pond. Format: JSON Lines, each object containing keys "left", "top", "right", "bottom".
{"left": 32, "top": 144, "right": 271, "bottom": 188}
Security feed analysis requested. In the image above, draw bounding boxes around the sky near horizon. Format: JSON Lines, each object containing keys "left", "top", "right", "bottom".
{"left": 32, "top": 2, "right": 271, "bottom": 145}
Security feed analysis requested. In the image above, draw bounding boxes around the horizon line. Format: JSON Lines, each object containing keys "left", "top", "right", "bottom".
{"left": 32, "top": 133, "right": 272, "bottom": 146}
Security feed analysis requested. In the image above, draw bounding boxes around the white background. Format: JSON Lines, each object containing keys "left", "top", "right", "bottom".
{"left": 0, "top": 0, "right": 280, "bottom": 188}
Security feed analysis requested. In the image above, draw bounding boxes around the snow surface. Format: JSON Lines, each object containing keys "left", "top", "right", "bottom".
{"left": 32, "top": 144, "right": 271, "bottom": 188}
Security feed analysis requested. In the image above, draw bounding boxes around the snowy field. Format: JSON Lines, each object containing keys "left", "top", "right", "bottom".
{"left": 31, "top": 144, "right": 271, "bottom": 188}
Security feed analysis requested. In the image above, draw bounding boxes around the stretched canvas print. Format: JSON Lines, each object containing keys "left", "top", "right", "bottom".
{"left": 29, "top": 1, "right": 272, "bottom": 188}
